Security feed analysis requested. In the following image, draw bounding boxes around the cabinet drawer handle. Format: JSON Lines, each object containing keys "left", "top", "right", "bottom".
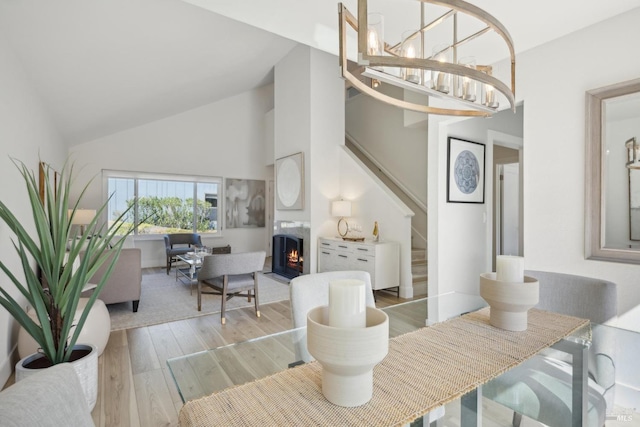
{"left": 357, "top": 258, "right": 368, "bottom": 262}
{"left": 321, "top": 242, "right": 330, "bottom": 246}
{"left": 338, "top": 254, "right": 348, "bottom": 258}
{"left": 322, "top": 251, "right": 330, "bottom": 255}
{"left": 338, "top": 245, "right": 348, "bottom": 249}
{"left": 357, "top": 248, "right": 368, "bottom": 251}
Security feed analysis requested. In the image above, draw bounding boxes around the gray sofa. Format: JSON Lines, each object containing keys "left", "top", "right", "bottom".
{"left": 0, "top": 363, "right": 94, "bottom": 426}
{"left": 83, "top": 247, "right": 142, "bottom": 312}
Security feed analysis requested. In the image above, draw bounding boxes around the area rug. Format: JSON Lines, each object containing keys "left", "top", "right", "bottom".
{"left": 107, "top": 271, "right": 290, "bottom": 331}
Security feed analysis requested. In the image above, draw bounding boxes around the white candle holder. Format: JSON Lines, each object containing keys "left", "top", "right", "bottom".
{"left": 307, "top": 306, "right": 389, "bottom": 407}
{"left": 479, "top": 273, "right": 539, "bottom": 331}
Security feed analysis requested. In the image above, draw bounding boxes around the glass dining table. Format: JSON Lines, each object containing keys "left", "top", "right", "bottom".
{"left": 167, "top": 292, "right": 639, "bottom": 426}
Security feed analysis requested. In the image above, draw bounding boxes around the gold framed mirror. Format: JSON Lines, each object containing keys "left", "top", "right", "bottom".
{"left": 585, "top": 78, "right": 640, "bottom": 263}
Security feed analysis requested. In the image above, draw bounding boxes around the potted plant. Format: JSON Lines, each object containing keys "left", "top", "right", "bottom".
{"left": 0, "top": 159, "right": 131, "bottom": 410}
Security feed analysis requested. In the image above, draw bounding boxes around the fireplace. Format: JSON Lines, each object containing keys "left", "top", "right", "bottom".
{"left": 272, "top": 234, "right": 303, "bottom": 279}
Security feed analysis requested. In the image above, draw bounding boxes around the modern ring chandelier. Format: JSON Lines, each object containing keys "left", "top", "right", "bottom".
{"left": 338, "top": 0, "right": 516, "bottom": 117}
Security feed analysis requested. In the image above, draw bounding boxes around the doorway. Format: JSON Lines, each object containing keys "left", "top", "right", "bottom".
{"left": 492, "top": 140, "right": 523, "bottom": 270}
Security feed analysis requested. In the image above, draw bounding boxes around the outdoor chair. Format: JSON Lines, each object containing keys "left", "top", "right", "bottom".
{"left": 164, "top": 233, "right": 202, "bottom": 274}
{"left": 484, "top": 270, "right": 618, "bottom": 427}
{"left": 197, "top": 251, "right": 266, "bottom": 325}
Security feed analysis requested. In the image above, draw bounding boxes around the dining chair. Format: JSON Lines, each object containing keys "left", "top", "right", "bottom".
{"left": 289, "top": 270, "right": 376, "bottom": 330}
{"left": 196, "top": 251, "right": 266, "bottom": 325}
{"left": 483, "top": 270, "right": 617, "bottom": 427}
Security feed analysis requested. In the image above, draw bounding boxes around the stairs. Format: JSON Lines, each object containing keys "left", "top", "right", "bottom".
{"left": 412, "top": 248, "right": 428, "bottom": 296}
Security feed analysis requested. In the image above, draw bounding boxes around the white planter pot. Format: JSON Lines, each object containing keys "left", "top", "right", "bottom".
{"left": 479, "top": 273, "right": 540, "bottom": 331}
{"left": 18, "top": 298, "right": 110, "bottom": 358}
{"left": 307, "top": 306, "right": 389, "bottom": 407}
{"left": 15, "top": 344, "right": 98, "bottom": 411}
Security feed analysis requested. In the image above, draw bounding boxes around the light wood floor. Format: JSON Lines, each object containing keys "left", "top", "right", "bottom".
{"left": 12, "top": 271, "right": 633, "bottom": 427}
{"left": 91, "top": 272, "right": 415, "bottom": 427}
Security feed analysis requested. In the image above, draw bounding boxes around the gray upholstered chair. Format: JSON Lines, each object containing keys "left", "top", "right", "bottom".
{"left": 164, "top": 233, "right": 202, "bottom": 274}
{"left": 197, "top": 251, "right": 266, "bottom": 325}
{"left": 0, "top": 363, "right": 94, "bottom": 426}
{"left": 484, "top": 270, "right": 618, "bottom": 427}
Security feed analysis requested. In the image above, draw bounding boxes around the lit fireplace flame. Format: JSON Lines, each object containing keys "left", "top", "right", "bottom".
{"left": 288, "top": 250, "right": 298, "bottom": 263}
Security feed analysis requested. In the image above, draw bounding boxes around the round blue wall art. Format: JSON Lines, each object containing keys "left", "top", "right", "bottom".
{"left": 454, "top": 150, "right": 480, "bottom": 194}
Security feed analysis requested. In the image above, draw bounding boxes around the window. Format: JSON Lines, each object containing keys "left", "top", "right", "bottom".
{"left": 104, "top": 171, "right": 221, "bottom": 236}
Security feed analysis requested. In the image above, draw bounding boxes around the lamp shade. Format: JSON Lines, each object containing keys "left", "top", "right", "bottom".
{"left": 332, "top": 200, "right": 352, "bottom": 218}
{"left": 69, "top": 209, "right": 96, "bottom": 225}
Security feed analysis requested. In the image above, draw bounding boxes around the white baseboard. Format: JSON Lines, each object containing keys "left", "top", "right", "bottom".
{"left": 399, "top": 286, "right": 413, "bottom": 299}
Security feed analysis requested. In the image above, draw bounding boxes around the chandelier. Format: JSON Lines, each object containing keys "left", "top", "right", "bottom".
{"left": 338, "top": 0, "right": 516, "bottom": 117}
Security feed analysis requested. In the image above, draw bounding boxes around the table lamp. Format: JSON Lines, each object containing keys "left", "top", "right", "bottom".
{"left": 69, "top": 209, "right": 96, "bottom": 235}
{"left": 331, "top": 200, "right": 351, "bottom": 238}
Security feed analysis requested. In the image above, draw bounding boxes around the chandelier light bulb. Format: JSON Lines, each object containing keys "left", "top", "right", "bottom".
{"left": 483, "top": 84, "right": 499, "bottom": 108}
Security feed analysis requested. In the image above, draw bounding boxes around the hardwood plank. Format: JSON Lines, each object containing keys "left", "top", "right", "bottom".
{"left": 188, "top": 352, "right": 235, "bottom": 398}
{"left": 127, "top": 327, "right": 161, "bottom": 375}
{"left": 168, "top": 320, "right": 207, "bottom": 355}
{"left": 133, "top": 369, "right": 179, "bottom": 427}
{"left": 147, "top": 323, "right": 188, "bottom": 406}
{"left": 101, "top": 330, "right": 136, "bottom": 427}
{"left": 91, "top": 268, "right": 426, "bottom": 426}
{"left": 184, "top": 315, "right": 227, "bottom": 349}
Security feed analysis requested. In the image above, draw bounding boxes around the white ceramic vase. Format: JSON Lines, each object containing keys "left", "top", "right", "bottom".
{"left": 479, "top": 272, "right": 539, "bottom": 331}
{"left": 307, "top": 306, "right": 389, "bottom": 407}
{"left": 18, "top": 298, "right": 110, "bottom": 358}
{"left": 15, "top": 343, "right": 98, "bottom": 411}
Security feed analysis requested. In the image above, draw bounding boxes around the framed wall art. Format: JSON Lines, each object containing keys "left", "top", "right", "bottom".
{"left": 275, "top": 152, "right": 304, "bottom": 210}
{"left": 447, "top": 137, "right": 485, "bottom": 204}
{"left": 225, "top": 179, "right": 266, "bottom": 228}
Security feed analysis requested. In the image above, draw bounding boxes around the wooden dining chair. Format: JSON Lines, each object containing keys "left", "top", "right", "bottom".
{"left": 196, "top": 251, "right": 266, "bottom": 325}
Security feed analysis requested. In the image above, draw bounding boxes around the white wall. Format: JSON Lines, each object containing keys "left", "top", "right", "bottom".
{"left": 430, "top": 8, "right": 640, "bottom": 331}
{"left": 345, "top": 85, "right": 428, "bottom": 206}
{"left": 0, "top": 33, "right": 65, "bottom": 386}
{"left": 274, "top": 45, "right": 312, "bottom": 225}
{"left": 274, "top": 45, "right": 345, "bottom": 273}
{"left": 340, "top": 149, "right": 414, "bottom": 296}
{"left": 274, "top": 45, "right": 413, "bottom": 283}
{"left": 308, "top": 47, "right": 347, "bottom": 272}
{"left": 512, "top": 8, "right": 640, "bottom": 332}
{"left": 428, "top": 106, "right": 523, "bottom": 297}
{"left": 69, "top": 85, "right": 275, "bottom": 267}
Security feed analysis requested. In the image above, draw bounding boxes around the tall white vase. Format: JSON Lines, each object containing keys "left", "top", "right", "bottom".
{"left": 307, "top": 306, "right": 389, "bottom": 407}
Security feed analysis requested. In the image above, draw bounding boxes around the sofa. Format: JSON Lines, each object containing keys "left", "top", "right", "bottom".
{"left": 82, "top": 247, "right": 142, "bottom": 312}
{"left": 0, "top": 363, "right": 94, "bottom": 426}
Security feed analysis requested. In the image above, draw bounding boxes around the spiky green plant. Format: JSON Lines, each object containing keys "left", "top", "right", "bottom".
{"left": 0, "top": 159, "right": 131, "bottom": 364}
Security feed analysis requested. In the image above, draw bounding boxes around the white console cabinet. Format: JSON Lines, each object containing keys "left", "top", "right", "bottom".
{"left": 317, "top": 237, "right": 399, "bottom": 291}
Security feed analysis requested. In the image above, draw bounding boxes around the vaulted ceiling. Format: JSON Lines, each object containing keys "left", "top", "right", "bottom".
{"left": 1, "top": 0, "right": 639, "bottom": 145}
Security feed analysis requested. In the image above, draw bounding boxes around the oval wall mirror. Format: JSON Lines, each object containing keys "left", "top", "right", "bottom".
{"left": 586, "top": 78, "right": 640, "bottom": 263}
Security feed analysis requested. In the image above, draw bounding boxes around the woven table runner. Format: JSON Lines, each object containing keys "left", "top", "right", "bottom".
{"left": 179, "top": 308, "right": 589, "bottom": 427}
